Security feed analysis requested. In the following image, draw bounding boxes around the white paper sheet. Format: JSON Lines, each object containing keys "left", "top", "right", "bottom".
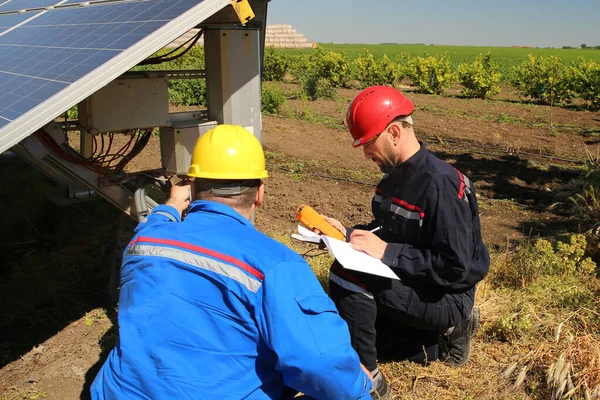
{"left": 291, "top": 225, "right": 323, "bottom": 244}
{"left": 321, "top": 236, "right": 399, "bottom": 280}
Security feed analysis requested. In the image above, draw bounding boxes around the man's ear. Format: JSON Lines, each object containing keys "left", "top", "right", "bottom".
{"left": 388, "top": 122, "right": 402, "bottom": 145}
{"left": 254, "top": 182, "right": 265, "bottom": 208}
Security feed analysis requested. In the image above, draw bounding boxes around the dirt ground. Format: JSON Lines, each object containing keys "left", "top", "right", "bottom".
{"left": 1, "top": 86, "right": 599, "bottom": 399}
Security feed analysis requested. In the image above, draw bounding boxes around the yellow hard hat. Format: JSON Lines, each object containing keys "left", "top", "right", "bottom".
{"left": 187, "top": 124, "right": 268, "bottom": 180}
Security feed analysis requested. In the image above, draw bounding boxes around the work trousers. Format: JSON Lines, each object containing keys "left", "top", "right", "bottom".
{"left": 329, "top": 261, "right": 475, "bottom": 370}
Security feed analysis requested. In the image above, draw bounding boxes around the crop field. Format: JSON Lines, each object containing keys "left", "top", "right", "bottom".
{"left": 281, "top": 44, "right": 600, "bottom": 78}
{"left": 286, "top": 43, "right": 600, "bottom": 63}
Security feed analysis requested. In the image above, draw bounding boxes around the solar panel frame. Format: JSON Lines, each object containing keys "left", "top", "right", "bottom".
{"left": 0, "top": 0, "right": 59, "bottom": 13}
{"left": 0, "top": 0, "right": 231, "bottom": 153}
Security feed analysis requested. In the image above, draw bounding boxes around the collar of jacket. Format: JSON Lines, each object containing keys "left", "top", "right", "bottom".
{"left": 392, "top": 141, "right": 428, "bottom": 173}
{"left": 187, "top": 200, "right": 253, "bottom": 227}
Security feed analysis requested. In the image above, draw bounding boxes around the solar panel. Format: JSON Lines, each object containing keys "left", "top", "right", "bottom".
{"left": 0, "top": 0, "right": 231, "bottom": 152}
{"left": 0, "top": 0, "right": 58, "bottom": 13}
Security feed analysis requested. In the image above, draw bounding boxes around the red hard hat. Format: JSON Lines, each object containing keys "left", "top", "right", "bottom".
{"left": 346, "top": 86, "right": 415, "bottom": 147}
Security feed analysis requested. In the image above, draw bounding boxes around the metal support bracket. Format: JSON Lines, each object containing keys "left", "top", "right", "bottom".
{"left": 13, "top": 121, "right": 155, "bottom": 220}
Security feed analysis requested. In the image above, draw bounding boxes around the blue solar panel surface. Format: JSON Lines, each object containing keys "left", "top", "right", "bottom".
{"left": 0, "top": 12, "right": 38, "bottom": 34}
{"left": 0, "top": 0, "right": 205, "bottom": 129}
{"left": 0, "top": 0, "right": 58, "bottom": 13}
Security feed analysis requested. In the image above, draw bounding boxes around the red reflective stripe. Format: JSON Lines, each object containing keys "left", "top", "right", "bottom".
{"left": 131, "top": 236, "right": 264, "bottom": 281}
{"left": 456, "top": 169, "right": 465, "bottom": 199}
{"left": 331, "top": 263, "right": 367, "bottom": 290}
{"left": 392, "top": 198, "right": 425, "bottom": 218}
{"left": 375, "top": 187, "right": 382, "bottom": 194}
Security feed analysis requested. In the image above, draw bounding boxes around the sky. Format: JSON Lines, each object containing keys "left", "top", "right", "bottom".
{"left": 267, "top": 0, "right": 600, "bottom": 48}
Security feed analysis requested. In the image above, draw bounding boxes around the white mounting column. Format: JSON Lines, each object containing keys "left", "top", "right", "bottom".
{"left": 204, "top": 28, "right": 262, "bottom": 141}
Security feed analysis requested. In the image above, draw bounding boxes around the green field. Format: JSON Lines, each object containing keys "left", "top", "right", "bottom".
{"left": 281, "top": 43, "right": 600, "bottom": 77}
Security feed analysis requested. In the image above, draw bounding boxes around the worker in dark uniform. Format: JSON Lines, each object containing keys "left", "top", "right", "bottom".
{"left": 324, "top": 86, "right": 490, "bottom": 394}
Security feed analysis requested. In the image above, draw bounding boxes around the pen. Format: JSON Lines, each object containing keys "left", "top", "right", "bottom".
{"left": 370, "top": 226, "right": 383, "bottom": 233}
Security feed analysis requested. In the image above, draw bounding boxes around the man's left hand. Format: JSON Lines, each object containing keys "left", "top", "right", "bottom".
{"left": 350, "top": 230, "right": 387, "bottom": 260}
{"left": 165, "top": 181, "right": 191, "bottom": 217}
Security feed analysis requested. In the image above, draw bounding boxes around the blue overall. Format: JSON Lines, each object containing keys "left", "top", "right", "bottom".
{"left": 91, "top": 201, "right": 371, "bottom": 399}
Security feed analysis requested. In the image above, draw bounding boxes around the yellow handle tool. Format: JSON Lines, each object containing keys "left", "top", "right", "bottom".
{"left": 295, "top": 204, "right": 345, "bottom": 241}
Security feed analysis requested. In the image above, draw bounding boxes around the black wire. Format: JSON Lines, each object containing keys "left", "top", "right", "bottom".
{"left": 98, "top": 132, "right": 105, "bottom": 159}
{"left": 301, "top": 248, "right": 329, "bottom": 258}
{"left": 113, "top": 130, "right": 152, "bottom": 172}
{"left": 154, "top": 29, "right": 201, "bottom": 58}
{"left": 139, "top": 29, "right": 204, "bottom": 65}
{"left": 92, "top": 133, "right": 97, "bottom": 157}
{"left": 51, "top": 127, "right": 151, "bottom": 185}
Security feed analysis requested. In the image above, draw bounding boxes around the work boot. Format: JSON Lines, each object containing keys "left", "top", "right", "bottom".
{"left": 439, "top": 307, "right": 480, "bottom": 367}
{"left": 369, "top": 369, "right": 391, "bottom": 400}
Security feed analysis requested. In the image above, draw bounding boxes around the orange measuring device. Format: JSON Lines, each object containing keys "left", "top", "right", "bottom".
{"left": 295, "top": 204, "right": 346, "bottom": 241}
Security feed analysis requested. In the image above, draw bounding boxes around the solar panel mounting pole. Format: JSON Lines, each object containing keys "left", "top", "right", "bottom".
{"left": 204, "top": 5, "right": 264, "bottom": 141}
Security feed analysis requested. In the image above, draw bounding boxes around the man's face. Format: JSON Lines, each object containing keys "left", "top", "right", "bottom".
{"left": 362, "top": 128, "right": 397, "bottom": 173}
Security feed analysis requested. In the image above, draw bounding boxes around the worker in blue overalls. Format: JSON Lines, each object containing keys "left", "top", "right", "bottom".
{"left": 91, "top": 125, "right": 374, "bottom": 399}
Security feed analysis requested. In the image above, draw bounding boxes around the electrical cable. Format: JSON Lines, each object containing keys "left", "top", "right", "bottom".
{"left": 112, "top": 131, "right": 151, "bottom": 172}
{"left": 91, "top": 133, "right": 97, "bottom": 157}
{"left": 134, "top": 176, "right": 149, "bottom": 222}
{"left": 150, "top": 30, "right": 201, "bottom": 58}
{"left": 139, "top": 29, "right": 204, "bottom": 65}
{"left": 97, "top": 133, "right": 133, "bottom": 167}
{"left": 37, "top": 127, "right": 153, "bottom": 186}
{"left": 301, "top": 248, "right": 328, "bottom": 258}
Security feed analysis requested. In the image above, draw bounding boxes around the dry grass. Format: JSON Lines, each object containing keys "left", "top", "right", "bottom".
{"left": 379, "top": 346, "right": 525, "bottom": 399}
{"left": 546, "top": 336, "right": 600, "bottom": 399}
{"left": 480, "top": 242, "right": 600, "bottom": 399}
{"left": 281, "top": 232, "right": 600, "bottom": 399}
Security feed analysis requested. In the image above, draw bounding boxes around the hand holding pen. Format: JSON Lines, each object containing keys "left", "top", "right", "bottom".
{"left": 350, "top": 226, "right": 386, "bottom": 259}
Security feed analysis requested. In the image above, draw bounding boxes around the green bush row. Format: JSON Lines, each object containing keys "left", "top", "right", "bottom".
{"left": 264, "top": 46, "right": 600, "bottom": 107}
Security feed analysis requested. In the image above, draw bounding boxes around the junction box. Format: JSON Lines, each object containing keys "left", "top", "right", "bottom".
{"left": 160, "top": 114, "right": 217, "bottom": 175}
{"left": 78, "top": 76, "right": 170, "bottom": 133}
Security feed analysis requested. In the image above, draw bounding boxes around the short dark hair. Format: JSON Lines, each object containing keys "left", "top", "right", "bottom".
{"left": 195, "top": 179, "right": 261, "bottom": 211}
